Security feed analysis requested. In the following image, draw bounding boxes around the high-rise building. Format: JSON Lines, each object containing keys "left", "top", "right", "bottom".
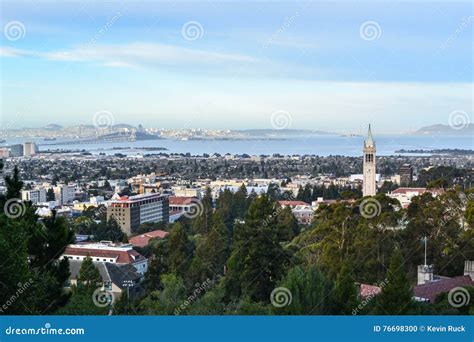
{"left": 23, "top": 142, "right": 37, "bottom": 156}
{"left": 54, "top": 185, "right": 75, "bottom": 205}
{"left": 9, "top": 144, "right": 24, "bottom": 157}
{"left": 22, "top": 189, "right": 47, "bottom": 204}
{"left": 107, "top": 193, "right": 169, "bottom": 235}
{"left": 399, "top": 163, "right": 413, "bottom": 186}
{"left": 363, "top": 125, "right": 376, "bottom": 197}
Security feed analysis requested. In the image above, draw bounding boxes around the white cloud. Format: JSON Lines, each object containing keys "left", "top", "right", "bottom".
{"left": 0, "top": 42, "right": 258, "bottom": 69}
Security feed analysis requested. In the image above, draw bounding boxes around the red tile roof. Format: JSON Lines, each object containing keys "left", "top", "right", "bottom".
{"left": 414, "top": 276, "right": 473, "bottom": 302}
{"left": 391, "top": 188, "right": 444, "bottom": 195}
{"left": 63, "top": 246, "right": 144, "bottom": 264}
{"left": 169, "top": 196, "right": 196, "bottom": 205}
{"left": 129, "top": 230, "right": 169, "bottom": 247}
{"left": 359, "top": 284, "right": 382, "bottom": 298}
{"left": 278, "top": 200, "right": 310, "bottom": 207}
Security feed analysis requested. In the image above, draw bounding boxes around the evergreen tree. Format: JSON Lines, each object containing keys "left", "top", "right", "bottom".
{"left": 277, "top": 206, "right": 299, "bottom": 241}
{"left": 168, "top": 223, "right": 192, "bottom": 278}
{"left": 4, "top": 166, "right": 23, "bottom": 200}
{"left": 276, "top": 265, "right": 334, "bottom": 315}
{"left": 92, "top": 218, "right": 125, "bottom": 242}
{"left": 375, "top": 248, "right": 413, "bottom": 314}
{"left": 46, "top": 188, "right": 56, "bottom": 201}
{"left": 140, "top": 274, "right": 186, "bottom": 315}
{"left": 78, "top": 256, "right": 102, "bottom": 289}
{"left": 189, "top": 213, "right": 229, "bottom": 284}
{"left": 226, "top": 195, "right": 290, "bottom": 302}
{"left": 333, "top": 262, "right": 359, "bottom": 314}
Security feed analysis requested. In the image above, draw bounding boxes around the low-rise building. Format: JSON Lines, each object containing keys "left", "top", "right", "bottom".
{"left": 388, "top": 187, "right": 444, "bottom": 208}
{"left": 278, "top": 200, "right": 314, "bottom": 225}
{"left": 62, "top": 241, "right": 148, "bottom": 275}
{"left": 129, "top": 229, "right": 169, "bottom": 248}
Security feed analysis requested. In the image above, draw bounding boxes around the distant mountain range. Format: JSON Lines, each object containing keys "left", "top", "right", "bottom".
{"left": 2, "top": 123, "right": 472, "bottom": 138}
{"left": 413, "top": 124, "right": 474, "bottom": 135}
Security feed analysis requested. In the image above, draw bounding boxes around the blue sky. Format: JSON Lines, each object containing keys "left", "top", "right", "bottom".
{"left": 0, "top": 0, "right": 472, "bottom": 133}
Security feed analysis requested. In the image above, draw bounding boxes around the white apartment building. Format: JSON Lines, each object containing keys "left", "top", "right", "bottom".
{"left": 23, "top": 142, "right": 37, "bottom": 157}
{"left": 172, "top": 186, "right": 201, "bottom": 198}
{"left": 54, "top": 185, "right": 75, "bottom": 205}
{"left": 21, "top": 188, "right": 47, "bottom": 204}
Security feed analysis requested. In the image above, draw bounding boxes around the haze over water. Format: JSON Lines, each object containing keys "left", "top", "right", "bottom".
{"left": 3, "top": 135, "right": 472, "bottom": 157}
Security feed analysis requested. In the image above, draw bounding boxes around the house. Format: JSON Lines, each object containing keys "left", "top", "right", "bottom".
{"left": 68, "top": 260, "right": 143, "bottom": 299}
{"left": 129, "top": 229, "right": 169, "bottom": 247}
{"left": 278, "top": 200, "right": 314, "bottom": 225}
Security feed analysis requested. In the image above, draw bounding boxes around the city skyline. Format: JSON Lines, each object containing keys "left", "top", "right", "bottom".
{"left": 1, "top": 1, "right": 472, "bottom": 132}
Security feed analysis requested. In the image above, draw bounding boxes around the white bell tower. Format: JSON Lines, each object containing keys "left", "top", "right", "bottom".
{"left": 363, "top": 124, "right": 376, "bottom": 197}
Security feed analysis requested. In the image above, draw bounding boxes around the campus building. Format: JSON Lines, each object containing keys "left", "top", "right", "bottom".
{"left": 107, "top": 193, "right": 169, "bottom": 235}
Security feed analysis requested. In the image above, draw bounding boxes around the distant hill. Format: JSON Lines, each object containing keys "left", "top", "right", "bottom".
{"left": 237, "top": 129, "right": 335, "bottom": 136}
{"left": 44, "top": 124, "right": 63, "bottom": 131}
{"left": 414, "top": 124, "right": 474, "bottom": 135}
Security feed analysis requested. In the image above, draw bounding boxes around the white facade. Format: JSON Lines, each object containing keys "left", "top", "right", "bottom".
{"left": 172, "top": 186, "right": 201, "bottom": 198}
{"left": 22, "top": 188, "right": 47, "bottom": 204}
{"left": 23, "top": 142, "right": 37, "bottom": 156}
{"left": 54, "top": 185, "right": 75, "bottom": 205}
{"left": 62, "top": 242, "right": 148, "bottom": 275}
{"left": 362, "top": 125, "right": 376, "bottom": 197}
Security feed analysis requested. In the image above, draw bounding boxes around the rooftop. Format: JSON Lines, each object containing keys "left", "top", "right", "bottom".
{"left": 414, "top": 275, "right": 473, "bottom": 302}
{"left": 129, "top": 230, "right": 169, "bottom": 247}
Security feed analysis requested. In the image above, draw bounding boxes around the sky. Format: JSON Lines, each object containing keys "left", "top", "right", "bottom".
{"left": 0, "top": 0, "right": 472, "bottom": 133}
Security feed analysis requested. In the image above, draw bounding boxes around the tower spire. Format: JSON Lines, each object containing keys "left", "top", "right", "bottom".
{"left": 365, "top": 124, "right": 374, "bottom": 147}
{"left": 362, "top": 124, "right": 376, "bottom": 197}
